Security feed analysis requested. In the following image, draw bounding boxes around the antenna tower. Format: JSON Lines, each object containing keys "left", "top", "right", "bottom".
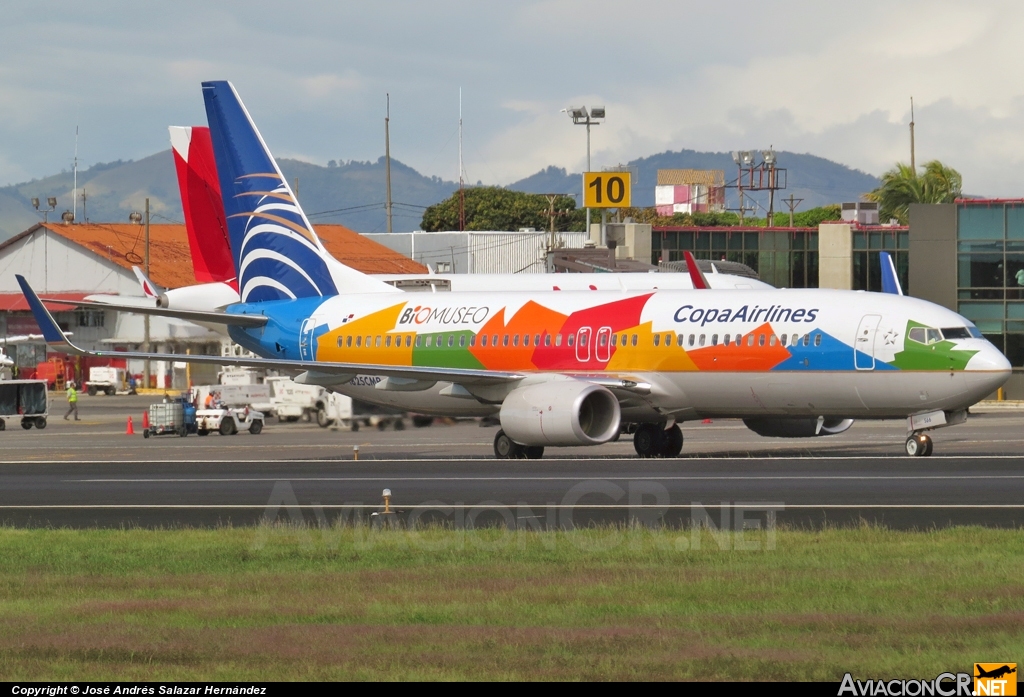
{"left": 385, "top": 93, "right": 393, "bottom": 234}
{"left": 72, "top": 125, "right": 79, "bottom": 223}
{"left": 909, "top": 96, "right": 916, "bottom": 173}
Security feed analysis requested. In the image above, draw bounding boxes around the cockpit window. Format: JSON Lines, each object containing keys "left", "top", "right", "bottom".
{"left": 909, "top": 326, "right": 944, "bottom": 345}
{"left": 968, "top": 326, "right": 984, "bottom": 339}
{"left": 940, "top": 327, "right": 972, "bottom": 340}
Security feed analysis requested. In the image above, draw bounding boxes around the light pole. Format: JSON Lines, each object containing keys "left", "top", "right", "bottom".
{"left": 563, "top": 105, "right": 605, "bottom": 237}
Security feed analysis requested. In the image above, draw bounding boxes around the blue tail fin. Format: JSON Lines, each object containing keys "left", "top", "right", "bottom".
{"left": 880, "top": 251, "right": 903, "bottom": 295}
{"left": 202, "top": 81, "right": 395, "bottom": 302}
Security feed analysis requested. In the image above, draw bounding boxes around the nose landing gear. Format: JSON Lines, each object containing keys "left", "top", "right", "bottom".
{"left": 905, "top": 433, "right": 933, "bottom": 457}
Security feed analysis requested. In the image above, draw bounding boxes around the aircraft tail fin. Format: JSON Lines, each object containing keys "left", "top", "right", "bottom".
{"left": 683, "top": 251, "right": 711, "bottom": 290}
{"left": 201, "top": 80, "right": 396, "bottom": 302}
{"left": 169, "top": 125, "right": 236, "bottom": 286}
{"left": 880, "top": 251, "right": 903, "bottom": 295}
{"left": 132, "top": 266, "right": 164, "bottom": 300}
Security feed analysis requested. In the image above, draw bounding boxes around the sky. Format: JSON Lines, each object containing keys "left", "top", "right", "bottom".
{"left": 3, "top": 0, "right": 1024, "bottom": 195}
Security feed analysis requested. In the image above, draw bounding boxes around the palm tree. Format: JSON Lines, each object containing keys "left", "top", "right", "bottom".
{"left": 865, "top": 160, "right": 962, "bottom": 224}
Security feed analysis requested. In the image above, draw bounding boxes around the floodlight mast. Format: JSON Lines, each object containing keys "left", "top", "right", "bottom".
{"left": 563, "top": 105, "right": 605, "bottom": 237}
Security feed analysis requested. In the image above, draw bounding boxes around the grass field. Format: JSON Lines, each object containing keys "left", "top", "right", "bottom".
{"left": 0, "top": 524, "right": 1021, "bottom": 681}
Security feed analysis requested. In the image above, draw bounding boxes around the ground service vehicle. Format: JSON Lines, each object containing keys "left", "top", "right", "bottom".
{"left": 144, "top": 397, "right": 197, "bottom": 438}
{"left": 196, "top": 406, "right": 265, "bottom": 435}
{"left": 86, "top": 366, "right": 126, "bottom": 396}
{"left": 0, "top": 380, "right": 48, "bottom": 430}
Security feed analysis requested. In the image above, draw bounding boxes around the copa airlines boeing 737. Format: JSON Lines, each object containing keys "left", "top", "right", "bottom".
{"left": 21, "top": 80, "right": 1011, "bottom": 459}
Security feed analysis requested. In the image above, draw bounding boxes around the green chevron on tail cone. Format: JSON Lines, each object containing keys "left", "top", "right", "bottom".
{"left": 891, "top": 320, "right": 978, "bottom": 371}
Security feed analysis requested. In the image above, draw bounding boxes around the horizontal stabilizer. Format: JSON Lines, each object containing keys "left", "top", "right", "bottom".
{"left": 37, "top": 295, "right": 268, "bottom": 328}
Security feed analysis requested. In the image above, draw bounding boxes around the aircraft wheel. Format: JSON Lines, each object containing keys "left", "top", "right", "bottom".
{"left": 633, "top": 424, "right": 665, "bottom": 458}
{"left": 660, "top": 424, "right": 683, "bottom": 458}
{"left": 905, "top": 434, "right": 931, "bottom": 457}
{"left": 493, "top": 430, "right": 523, "bottom": 459}
{"left": 524, "top": 445, "right": 545, "bottom": 460}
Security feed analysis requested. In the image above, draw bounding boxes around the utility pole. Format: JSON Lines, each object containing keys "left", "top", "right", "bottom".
{"left": 783, "top": 194, "right": 804, "bottom": 227}
{"left": 909, "top": 96, "right": 916, "bottom": 174}
{"left": 143, "top": 198, "right": 150, "bottom": 389}
{"left": 385, "top": 93, "right": 393, "bottom": 234}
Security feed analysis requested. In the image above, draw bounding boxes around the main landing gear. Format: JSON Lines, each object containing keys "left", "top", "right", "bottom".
{"left": 633, "top": 423, "right": 684, "bottom": 458}
{"left": 493, "top": 430, "right": 544, "bottom": 460}
{"left": 905, "top": 433, "right": 933, "bottom": 457}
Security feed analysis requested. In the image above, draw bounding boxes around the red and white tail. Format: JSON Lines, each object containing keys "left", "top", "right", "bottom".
{"left": 169, "top": 126, "right": 237, "bottom": 286}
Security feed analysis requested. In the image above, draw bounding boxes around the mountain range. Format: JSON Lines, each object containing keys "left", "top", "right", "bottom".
{"left": 0, "top": 148, "right": 881, "bottom": 240}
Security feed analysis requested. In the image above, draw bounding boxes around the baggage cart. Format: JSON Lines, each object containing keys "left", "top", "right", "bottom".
{"left": 0, "top": 380, "right": 49, "bottom": 431}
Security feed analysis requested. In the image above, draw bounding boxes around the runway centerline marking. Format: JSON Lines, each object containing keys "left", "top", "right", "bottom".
{"left": 63, "top": 475, "right": 1024, "bottom": 483}
{"left": 1, "top": 504, "right": 1023, "bottom": 510}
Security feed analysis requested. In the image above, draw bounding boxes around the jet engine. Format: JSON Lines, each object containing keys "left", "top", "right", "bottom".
{"left": 499, "top": 380, "right": 621, "bottom": 446}
{"left": 742, "top": 417, "right": 854, "bottom": 438}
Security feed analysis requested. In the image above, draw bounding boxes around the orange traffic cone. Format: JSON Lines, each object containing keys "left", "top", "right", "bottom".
{"left": 126, "top": 416, "right": 135, "bottom": 435}
{"left": 702, "top": 418, "right": 713, "bottom": 424}
{"left": 142, "top": 410, "right": 150, "bottom": 430}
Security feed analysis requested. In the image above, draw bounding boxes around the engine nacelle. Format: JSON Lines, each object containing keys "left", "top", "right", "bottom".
{"left": 743, "top": 417, "right": 855, "bottom": 438}
{"left": 499, "top": 380, "right": 620, "bottom": 446}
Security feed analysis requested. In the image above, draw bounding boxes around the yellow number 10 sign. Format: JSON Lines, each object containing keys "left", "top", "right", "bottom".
{"left": 583, "top": 171, "right": 631, "bottom": 208}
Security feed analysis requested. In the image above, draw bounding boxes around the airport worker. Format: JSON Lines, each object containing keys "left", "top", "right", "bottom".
{"left": 64, "top": 381, "right": 80, "bottom": 421}
{"left": 204, "top": 391, "right": 214, "bottom": 409}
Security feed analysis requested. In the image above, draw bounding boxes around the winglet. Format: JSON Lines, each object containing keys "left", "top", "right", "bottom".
{"left": 132, "top": 266, "right": 164, "bottom": 299}
{"left": 15, "top": 275, "right": 84, "bottom": 353}
{"left": 683, "top": 251, "right": 711, "bottom": 290}
{"left": 880, "top": 251, "right": 903, "bottom": 295}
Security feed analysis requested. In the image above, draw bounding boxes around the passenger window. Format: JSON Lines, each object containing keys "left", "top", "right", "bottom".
{"left": 612, "top": 334, "right": 618, "bottom": 347}
{"left": 792, "top": 334, "right": 798, "bottom": 347}
{"left": 600, "top": 333, "right": 608, "bottom": 347}
{"left": 365, "top": 335, "right": 371, "bottom": 347}
{"left": 803, "top": 334, "right": 810, "bottom": 346}
{"left": 513, "top": 334, "right": 519, "bottom": 347}
{"left": 347, "top": 336, "right": 352, "bottom": 348}
{"left": 545, "top": 334, "right": 551, "bottom": 347}
{"left": 568, "top": 334, "right": 575, "bottom": 347}
{"left": 503, "top": 335, "right": 509, "bottom": 347}
{"left": 405, "top": 335, "right": 412, "bottom": 348}
{"left": 337, "top": 337, "right": 343, "bottom": 348}
{"left": 448, "top": 335, "right": 455, "bottom": 348}
{"left": 724, "top": 334, "right": 731, "bottom": 346}
{"left": 579, "top": 333, "right": 587, "bottom": 347}
{"left": 492, "top": 335, "right": 498, "bottom": 346}
{"left": 665, "top": 334, "right": 673, "bottom": 347}
{"left": 814, "top": 334, "right": 822, "bottom": 347}
{"left": 711, "top": 334, "right": 718, "bottom": 346}
{"left": 699, "top": 334, "right": 705, "bottom": 347}
{"left": 373, "top": 336, "right": 380, "bottom": 348}
{"left": 459, "top": 335, "right": 466, "bottom": 347}
{"left": 780, "top": 334, "right": 787, "bottom": 347}
{"left": 414, "top": 336, "right": 420, "bottom": 348}
{"left": 385, "top": 335, "right": 392, "bottom": 348}
{"left": 555, "top": 334, "right": 562, "bottom": 346}
{"left": 748, "top": 335, "right": 755, "bottom": 347}
{"left": 769, "top": 335, "right": 776, "bottom": 347}
{"left": 535, "top": 334, "right": 541, "bottom": 346}
{"left": 653, "top": 334, "right": 660, "bottom": 347}
{"left": 356, "top": 336, "right": 362, "bottom": 348}
{"left": 631, "top": 334, "right": 638, "bottom": 347}
{"left": 758, "top": 334, "right": 765, "bottom": 347}
{"left": 677, "top": 334, "right": 684, "bottom": 346}
{"left": 425, "top": 336, "right": 432, "bottom": 348}
{"left": 481, "top": 335, "right": 488, "bottom": 347}
{"left": 688, "top": 334, "right": 695, "bottom": 347}
{"left": 469, "top": 335, "right": 475, "bottom": 347}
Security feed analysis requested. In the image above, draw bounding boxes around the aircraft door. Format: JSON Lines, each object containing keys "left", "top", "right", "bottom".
{"left": 576, "top": 327, "right": 592, "bottom": 362}
{"left": 595, "top": 326, "right": 612, "bottom": 362}
{"left": 299, "top": 318, "right": 316, "bottom": 361}
{"left": 854, "top": 314, "right": 881, "bottom": 370}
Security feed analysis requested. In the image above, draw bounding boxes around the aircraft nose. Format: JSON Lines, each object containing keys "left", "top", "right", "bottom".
{"left": 968, "top": 343, "right": 1012, "bottom": 392}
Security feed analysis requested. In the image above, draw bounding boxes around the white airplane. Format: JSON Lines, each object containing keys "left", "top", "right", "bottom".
{"left": 24, "top": 81, "right": 1010, "bottom": 459}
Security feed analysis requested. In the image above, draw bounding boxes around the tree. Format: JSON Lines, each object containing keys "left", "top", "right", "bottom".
{"left": 865, "top": 160, "right": 962, "bottom": 224}
{"left": 420, "top": 187, "right": 585, "bottom": 232}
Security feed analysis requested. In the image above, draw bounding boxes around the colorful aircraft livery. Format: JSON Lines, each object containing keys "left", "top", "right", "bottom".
{"left": 237, "top": 288, "right": 982, "bottom": 377}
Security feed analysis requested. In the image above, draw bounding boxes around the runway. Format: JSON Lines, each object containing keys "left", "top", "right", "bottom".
{"left": 3, "top": 455, "right": 1024, "bottom": 529}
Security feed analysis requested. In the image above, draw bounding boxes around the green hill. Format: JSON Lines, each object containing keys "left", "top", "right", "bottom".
{"left": 0, "top": 147, "right": 881, "bottom": 240}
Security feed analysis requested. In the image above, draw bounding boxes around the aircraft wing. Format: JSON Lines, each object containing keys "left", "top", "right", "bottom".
{"left": 19, "top": 275, "right": 521, "bottom": 387}
{"left": 37, "top": 295, "right": 268, "bottom": 329}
